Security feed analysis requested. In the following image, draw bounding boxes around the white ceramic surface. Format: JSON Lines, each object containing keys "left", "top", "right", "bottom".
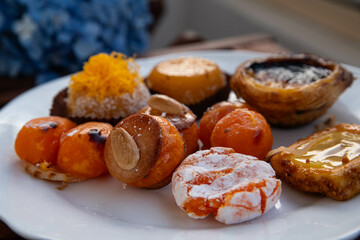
{"left": 0, "top": 50, "right": 359, "bottom": 240}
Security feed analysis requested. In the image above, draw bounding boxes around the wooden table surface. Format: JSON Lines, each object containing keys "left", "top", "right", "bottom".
{"left": 0, "top": 33, "right": 288, "bottom": 239}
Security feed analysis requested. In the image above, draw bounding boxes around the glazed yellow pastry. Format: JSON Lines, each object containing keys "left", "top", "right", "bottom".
{"left": 231, "top": 54, "right": 354, "bottom": 127}
{"left": 267, "top": 123, "right": 360, "bottom": 200}
{"left": 146, "top": 57, "right": 229, "bottom": 117}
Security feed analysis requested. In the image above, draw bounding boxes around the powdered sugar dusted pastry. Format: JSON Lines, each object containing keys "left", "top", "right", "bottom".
{"left": 172, "top": 147, "right": 281, "bottom": 224}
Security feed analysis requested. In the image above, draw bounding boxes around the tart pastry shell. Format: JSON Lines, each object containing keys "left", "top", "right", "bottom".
{"left": 231, "top": 54, "right": 355, "bottom": 127}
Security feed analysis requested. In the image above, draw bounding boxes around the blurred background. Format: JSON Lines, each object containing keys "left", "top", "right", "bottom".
{"left": 150, "top": 0, "right": 360, "bottom": 66}
{"left": 0, "top": 0, "right": 359, "bottom": 108}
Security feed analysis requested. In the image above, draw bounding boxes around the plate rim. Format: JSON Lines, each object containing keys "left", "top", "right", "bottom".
{"left": 1, "top": 50, "right": 360, "bottom": 240}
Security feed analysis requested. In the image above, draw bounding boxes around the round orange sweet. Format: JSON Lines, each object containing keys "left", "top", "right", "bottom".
{"left": 14, "top": 116, "right": 77, "bottom": 165}
{"left": 199, "top": 101, "right": 253, "bottom": 148}
{"left": 179, "top": 122, "right": 199, "bottom": 157}
{"left": 210, "top": 108, "right": 273, "bottom": 159}
{"left": 57, "top": 122, "right": 112, "bottom": 178}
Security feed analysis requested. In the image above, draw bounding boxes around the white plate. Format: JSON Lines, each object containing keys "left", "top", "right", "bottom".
{"left": 0, "top": 50, "right": 359, "bottom": 240}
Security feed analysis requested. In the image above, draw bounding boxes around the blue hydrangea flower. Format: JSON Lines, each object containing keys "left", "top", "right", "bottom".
{"left": 0, "top": 0, "right": 153, "bottom": 84}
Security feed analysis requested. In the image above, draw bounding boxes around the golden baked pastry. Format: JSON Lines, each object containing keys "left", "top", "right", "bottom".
{"left": 231, "top": 53, "right": 354, "bottom": 127}
{"left": 267, "top": 123, "right": 360, "bottom": 200}
{"left": 146, "top": 57, "right": 230, "bottom": 117}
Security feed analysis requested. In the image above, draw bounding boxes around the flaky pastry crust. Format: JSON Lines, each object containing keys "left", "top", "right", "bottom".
{"left": 231, "top": 54, "right": 354, "bottom": 127}
{"left": 267, "top": 123, "right": 360, "bottom": 200}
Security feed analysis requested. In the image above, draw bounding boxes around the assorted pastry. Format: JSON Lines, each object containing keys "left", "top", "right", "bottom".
{"left": 231, "top": 53, "right": 355, "bottom": 127}
{"left": 267, "top": 123, "right": 360, "bottom": 201}
{"left": 172, "top": 147, "right": 281, "bottom": 224}
{"left": 12, "top": 51, "right": 360, "bottom": 225}
{"left": 146, "top": 56, "right": 231, "bottom": 117}
{"left": 139, "top": 94, "right": 199, "bottom": 156}
{"left": 104, "top": 113, "right": 185, "bottom": 189}
{"left": 50, "top": 52, "right": 150, "bottom": 125}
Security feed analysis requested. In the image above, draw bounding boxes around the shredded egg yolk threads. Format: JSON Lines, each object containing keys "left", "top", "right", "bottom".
{"left": 69, "top": 52, "right": 142, "bottom": 102}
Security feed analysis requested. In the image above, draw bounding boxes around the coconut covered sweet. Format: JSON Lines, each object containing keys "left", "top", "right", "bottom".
{"left": 51, "top": 52, "right": 150, "bottom": 125}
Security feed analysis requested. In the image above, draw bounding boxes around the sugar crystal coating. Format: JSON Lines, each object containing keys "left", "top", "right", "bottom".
{"left": 172, "top": 147, "right": 281, "bottom": 224}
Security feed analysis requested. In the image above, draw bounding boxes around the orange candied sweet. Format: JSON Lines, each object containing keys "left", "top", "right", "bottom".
{"left": 172, "top": 147, "right": 281, "bottom": 224}
{"left": 210, "top": 108, "right": 273, "bottom": 159}
{"left": 199, "top": 101, "right": 253, "bottom": 148}
{"left": 57, "top": 122, "right": 113, "bottom": 179}
{"left": 14, "top": 116, "right": 77, "bottom": 165}
{"left": 179, "top": 122, "right": 199, "bottom": 157}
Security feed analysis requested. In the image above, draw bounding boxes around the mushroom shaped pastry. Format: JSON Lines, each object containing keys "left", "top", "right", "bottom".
{"left": 139, "top": 94, "right": 199, "bottom": 157}
{"left": 104, "top": 113, "right": 185, "bottom": 189}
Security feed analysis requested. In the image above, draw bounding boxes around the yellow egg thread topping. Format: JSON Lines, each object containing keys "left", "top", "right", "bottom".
{"left": 69, "top": 52, "right": 142, "bottom": 102}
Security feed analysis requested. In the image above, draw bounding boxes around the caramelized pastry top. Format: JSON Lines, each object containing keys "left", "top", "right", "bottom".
{"left": 268, "top": 123, "right": 360, "bottom": 170}
{"left": 267, "top": 123, "right": 360, "bottom": 200}
{"left": 292, "top": 130, "right": 360, "bottom": 169}
{"left": 156, "top": 57, "right": 218, "bottom": 77}
{"left": 147, "top": 57, "right": 226, "bottom": 105}
{"left": 247, "top": 59, "right": 332, "bottom": 88}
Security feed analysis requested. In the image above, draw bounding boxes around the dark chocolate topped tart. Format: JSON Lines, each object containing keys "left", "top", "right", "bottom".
{"left": 231, "top": 53, "right": 355, "bottom": 127}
